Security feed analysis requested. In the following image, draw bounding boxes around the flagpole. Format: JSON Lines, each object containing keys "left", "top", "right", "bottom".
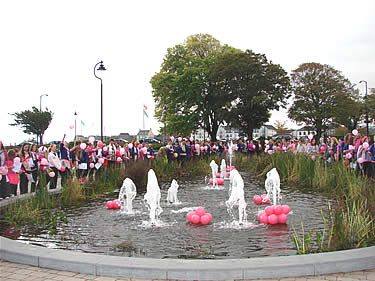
{"left": 143, "top": 105, "right": 145, "bottom": 130}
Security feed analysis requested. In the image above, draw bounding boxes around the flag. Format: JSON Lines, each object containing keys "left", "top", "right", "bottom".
{"left": 143, "top": 105, "right": 149, "bottom": 118}
{"left": 81, "top": 120, "right": 85, "bottom": 126}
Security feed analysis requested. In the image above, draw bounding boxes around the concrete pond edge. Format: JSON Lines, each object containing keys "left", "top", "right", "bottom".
{"left": 0, "top": 190, "right": 374, "bottom": 280}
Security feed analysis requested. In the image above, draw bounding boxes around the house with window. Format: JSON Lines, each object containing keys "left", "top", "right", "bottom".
{"left": 253, "top": 125, "right": 277, "bottom": 139}
{"left": 291, "top": 126, "right": 316, "bottom": 139}
{"left": 136, "top": 128, "right": 154, "bottom": 141}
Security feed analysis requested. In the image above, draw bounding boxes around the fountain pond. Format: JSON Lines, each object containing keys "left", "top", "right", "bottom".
{"left": 0, "top": 171, "right": 328, "bottom": 259}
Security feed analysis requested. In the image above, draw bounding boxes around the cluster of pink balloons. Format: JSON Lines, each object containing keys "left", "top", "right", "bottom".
{"left": 216, "top": 173, "right": 228, "bottom": 178}
{"left": 186, "top": 207, "right": 212, "bottom": 225}
{"left": 225, "top": 166, "right": 235, "bottom": 172}
{"left": 209, "top": 178, "right": 224, "bottom": 185}
{"left": 258, "top": 205, "right": 290, "bottom": 224}
{"left": 253, "top": 194, "right": 270, "bottom": 205}
{"left": 106, "top": 199, "right": 121, "bottom": 209}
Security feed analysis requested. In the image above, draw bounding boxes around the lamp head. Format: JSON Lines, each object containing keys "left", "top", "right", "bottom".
{"left": 97, "top": 61, "right": 106, "bottom": 71}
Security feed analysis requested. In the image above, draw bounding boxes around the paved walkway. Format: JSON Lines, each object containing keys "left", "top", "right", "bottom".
{"left": 0, "top": 260, "right": 374, "bottom": 281}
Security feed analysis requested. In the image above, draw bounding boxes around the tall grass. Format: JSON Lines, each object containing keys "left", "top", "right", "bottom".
{"left": 244, "top": 151, "right": 375, "bottom": 253}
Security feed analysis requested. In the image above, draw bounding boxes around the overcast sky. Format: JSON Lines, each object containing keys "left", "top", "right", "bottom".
{"left": 1, "top": 0, "right": 374, "bottom": 145}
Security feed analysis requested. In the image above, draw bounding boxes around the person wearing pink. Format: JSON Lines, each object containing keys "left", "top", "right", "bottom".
{"left": 0, "top": 141, "right": 9, "bottom": 198}
{"left": 19, "top": 143, "right": 32, "bottom": 194}
{"left": 6, "top": 149, "right": 19, "bottom": 196}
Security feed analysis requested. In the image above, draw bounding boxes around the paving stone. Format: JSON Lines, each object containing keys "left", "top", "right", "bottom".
{"left": 94, "top": 277, "right": 119, "bottom": 281}
{"left": 366, "top": 271, "right": 375, "bottom": 280}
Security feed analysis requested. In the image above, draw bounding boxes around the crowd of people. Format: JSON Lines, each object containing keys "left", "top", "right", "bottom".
{"left": 0, "top": 132, "right": 374, "bottom": 199}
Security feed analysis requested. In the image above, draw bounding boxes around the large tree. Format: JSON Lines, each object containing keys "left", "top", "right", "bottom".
{"left": 288, "top": 63, "right": 352, "bottom": 140}
{"left": 10, "top": 106, "right": 53, "bottom": 144}
{"left": 151, "top": 34, "right": 233, "bottom": 140}
{"left": 368, "top": 88, "right": 375, "bottom": 122}
{"left": 334, "top": 88, "right": 364, "bottom": 131}
{"left": 209, "top": 49, "right": 290, "bottom": 138}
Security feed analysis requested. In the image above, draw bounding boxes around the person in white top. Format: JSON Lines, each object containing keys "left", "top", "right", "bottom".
{"left": 48, "top": 144, "right": 61, "bottom": 189}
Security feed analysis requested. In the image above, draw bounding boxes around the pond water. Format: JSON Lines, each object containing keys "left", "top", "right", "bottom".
{"left": 0, "top": 172, "right": 328, "bottom": 259}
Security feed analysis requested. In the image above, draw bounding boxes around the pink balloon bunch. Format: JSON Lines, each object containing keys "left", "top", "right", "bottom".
{"left": 209, "top": 178, "right": 224, "bottom": 185}
{"left": 106, "top": 199, "right": 121, "bottom": 209}
{"left": 216, "top": 173, "right": 221, "bottom": 178}
{"left": 186, "top": 207, "right": 212, "bottom": 225}
{"left": 258, "top": 205, "right": 290, "bottom": 225}
{"left": 253, "top": 194, "right": 270, "bottom": 205}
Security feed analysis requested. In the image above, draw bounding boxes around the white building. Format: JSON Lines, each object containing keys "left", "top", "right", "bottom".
{"left": 192, "top": 125, "right": 240, "bottom": 141}
{"left": 253, "top": 125, "right": 277, "bottom": 139}
{"left": 291, "top": 126, "right": 316, "bottom": 139}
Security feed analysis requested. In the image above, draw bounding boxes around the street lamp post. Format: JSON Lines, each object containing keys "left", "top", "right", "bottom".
{"left": 94, "top": 61, "right": 107, "bottom": 141}
{"left": 40, "top": 94, "right": 48, "bottom": 111}
{"left": 74, "top": 111, "right": 78, "bottom": 142}
{"left": 359, "top": 80, "right": 369, "bottom": 137}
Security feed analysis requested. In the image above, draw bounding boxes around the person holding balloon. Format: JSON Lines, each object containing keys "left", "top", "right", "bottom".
{"left": 59, "top": 134, "right": 71, "bottom": 187}
{"left": 29, "top": 144, "right": 39, "bottom": 192}
{"left": 47, "top": 144, "right": 62, "bottom": 189}
{"left": 5, "top": 149, "right": 18, "bottom": 196}
{"left": 77, "top": 143, "right": 89, "bottom": 183}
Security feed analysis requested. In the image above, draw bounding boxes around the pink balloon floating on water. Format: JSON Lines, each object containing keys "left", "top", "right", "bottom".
{"left": 195, "top": 207, "right": 206, "bottom": 217}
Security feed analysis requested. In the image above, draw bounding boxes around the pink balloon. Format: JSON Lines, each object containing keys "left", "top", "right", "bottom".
{"left": 274, "top": 205, "right": 283, "bottom": 215}
{"left": 89, "top": 163, "right": 95, "bottom": 169}
{"left": 278, "top": 214, "right": 288, "bottom": 224}
{"left": 186, "top": 211, "right": 196, "bottom": 222}
{"left": 205, "top": 213, "right": 213, "bottom": 222}
{"left": 195, "top": 207, "right": 206, "bottom": 217}
{"left": 80, "top": 143, "right": 87, "bottom": 150}
{"left": 173, "top": 153, "right": 178, "bottom": 158}
{"left": 259, "top": 213, "right": 268, "bottom": 224}
{"left": 97, "top": 141, "right": 103, "bottom": 148}
{"left": 98, "top": 158, "right": 105, "bottom": 164}
{"left": 116, "top": 157, "right": 122, "bottom": 163}
{"left": 357, "top": 157, "right": 365, "bottom": 164}
{"left": 195, "top": 144, "right": 200, "bottom": 150}
{"left": 128, "top": 143, "right": 133, "bottom": 149}
{"left": 268, "top": 214, "right": 278, "bottom": 224}
{"left": 311, "top": 155, "right": 316, "bottom": 161}
{"left": 217, "top": 179, "right": 224, "bottom": 185}
{"left": 261, "top": 194, "right": 270, "bottom": 204}
{"left": 151, "top": 156, "right": 154, "bottom": 160}
{"left": 190, "top": 137, "right": 194, "bottom": 142}
{"left": 268, "top": 150, "right": 273, "bottom": 155}
{"left": 0, "top": 175, "right": 1, "bottom": 181}
{"left": 113, "top": 200, "right": 121, "bottom": 209}
{"left": 0, "top": 167, "right": 8, "bottom": 175}
{"left": 346, "top": 153, "right": 352, "bottom": 159}
{"left": 352, "top": 129, "right": 358, "bottom": 136}
{"left": 204, "top": 145, "right": 208, "bottom": 151}
{"left": 106, "top": 201, "right": 114, "bottom": 209}
{"left": 253, "top": 195, "right": 262, "bottom": 204}
{"left": 200, "top": 215, "right": 210, "bottom": 225}
{"left": 191, "top": 215, "right": 200, "bottom": 224}
{"left": 89, "top": 137, "right": 95, "bottom": 144}
{"left": 170, "top": 136, "right": 175, "bottom": 141}
{"left": 363, "top": 142, "right": 369, "bottom": 149}
{"left": 103, "top": 147, "right": 108, "bottom": 152}
{"left": 282, "top": 205, "right": 291, "bottom": 214}
{"left": 14, "top": 157, "right": 20, "bottom": 163}
{"left": 60, "top": 166, "right": 66, "bottom": 172}
{"left": 265, "top": 206, "right": 274, "bottom": 216}
{"left": 178, "top": 137, "right": 182, "bottom": 142}
{"left": 265, "top": 140, "right": 269, "bottom": 144}
{"left": 49, "top": 172, "right": 55, "bottom": 178}
{"left": 226, "top": 167, "right": 230, "bottom": 172}
{"left": 69, "top": 125, "right": 74, "bottom": 130}
{"left": 216, "top": 173, "right": 221, "bottom": 178}
{"left": 41, "top": 158, "right": 48, "bottom": 166}
{"left": 257, "top": 212, "right": 263, "bottom": 221}
{"left": 308, "top": 134, "right": 314, "bottom": 140}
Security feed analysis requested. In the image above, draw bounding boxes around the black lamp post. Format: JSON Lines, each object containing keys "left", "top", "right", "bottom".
{"left": 74, "top": 111, "right": 78, "bottom": 141}
{"left": 40, "top": 94, "right": 48, "bottom": 111}
{"left": 94, "top": 61, "right": 107, "bottom": 141}
{"left": 359, "top": 80, "right": 369, "bottom": 137}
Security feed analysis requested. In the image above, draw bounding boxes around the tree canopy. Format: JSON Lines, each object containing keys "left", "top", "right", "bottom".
{"left": 10, "top": 106, "right": 53, "bottom": 144}
{"left": 151, "top": 34, "right": 290, "bottom": 140}
{"left": 288, "top": 63, "right": 352, "bottom": 140}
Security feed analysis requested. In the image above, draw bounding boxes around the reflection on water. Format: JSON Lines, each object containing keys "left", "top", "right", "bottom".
{"left": 0, "top": 173, "right": 328, "bottom": 259}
